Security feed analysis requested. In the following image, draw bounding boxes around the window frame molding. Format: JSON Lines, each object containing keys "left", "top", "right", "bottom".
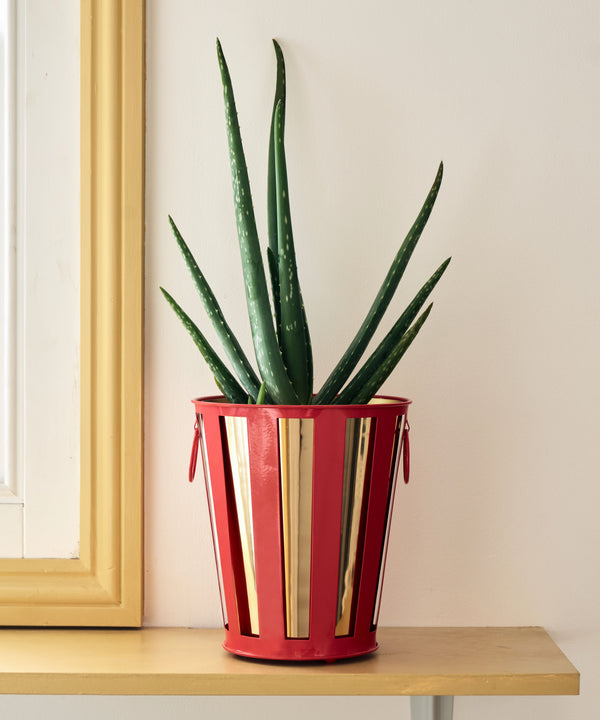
{"left": 0, "top": 0, "right": 144, "bottom": 626}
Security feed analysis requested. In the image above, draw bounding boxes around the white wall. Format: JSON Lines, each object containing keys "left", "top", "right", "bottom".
{"left": 144, "top": 0, "right": 599, "bottom": 718}
{"left": 0, "top": 0, "right": 80, "bottom": 558}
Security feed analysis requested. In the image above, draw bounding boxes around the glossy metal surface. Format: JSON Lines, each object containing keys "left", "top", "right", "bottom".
{"left": 198, "top": 416, "right": 228, "bottom": 629}
{"left": 279, "top": 418, "right": 314, "bottom": 638}
{"left": 410, "top": 696, "right": 454, "bottom": 720}
{"left": 223, "top": 416, "right": 259, "bottom": 635}
{"left": 336, "top": 417, "right": 373, "bottom": 636}
{"left": 372, "top": 414, "right": 406, "bottom": 627}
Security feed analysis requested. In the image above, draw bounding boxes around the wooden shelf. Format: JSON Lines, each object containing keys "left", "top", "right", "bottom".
{"left": 0, "top": 626, "right": 579, "bottom": 696}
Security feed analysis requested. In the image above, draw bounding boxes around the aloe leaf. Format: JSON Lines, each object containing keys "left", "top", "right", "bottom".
{"left": 314, "top": 162, "right": 444, "bottom": 405}
{"left": 216, "top": 39, "right": 298, "bottom": 404}
{"left": 334, "top": 257, "right": 450, "bottom": 403}
{"left": 266, "top": 247, "right": 282, "bottom": 350}
{"left": 273, "top": 99, "right": 313, "bottom": 403}
{"left": 160, "top": 287, "right": 247, "bottom": 403}
{"left": 256, "top": 381, "right": 267, "bottom": 404}
{"left": 267, "top": 39, "right": 286, "bottom": 348}
{"left": 336, "top": 304, "right": 434, "bottom": 405}
{"left": 301, "top": 301, "right": 314, "bottom": 403}
{"left": 214, "top": 375, "right": 232, "bottom": 401}
{"left": 168, "top": 215, "right": 261, "bottom": 401}
{"left": 334, "top": 258, "right": 451, "bottom": 403}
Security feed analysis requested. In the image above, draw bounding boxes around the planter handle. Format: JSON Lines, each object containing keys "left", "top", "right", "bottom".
{"left": 189, "top": 419, "right": 200, "bottom": 483}
{"left": 403, "top": 420, "right": 410, "bottom": 484}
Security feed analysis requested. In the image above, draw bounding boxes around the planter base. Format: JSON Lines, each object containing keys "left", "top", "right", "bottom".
{"left": 222, "top": 630, "right": 378, "bottom": 662}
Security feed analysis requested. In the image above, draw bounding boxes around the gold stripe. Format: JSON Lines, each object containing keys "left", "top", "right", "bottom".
{"left": 198, "top": 417, "right": 228, "bottom": 628}
{"left": 336, "top": 417, "right": 372, "bottom": 636}
{"left": 279, "top": 418, "right": 313, "bottom": 638}
{"left": 224, "top": 417, "right": 259, "bottom": 635}
{"left": 371, "top": 415, "right": 406, "bottom": 627}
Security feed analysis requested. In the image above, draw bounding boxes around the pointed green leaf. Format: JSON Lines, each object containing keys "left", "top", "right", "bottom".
{"left": 315, "top": 162, "right": 444, "bottom": 405}
{"left": 301, "top": 301, "right": 314, "bottom": 403}
{"left": 336, "top": 304, "right": 434, "bottom": 405}
{"left": 333, "top": 258, "right": 449, "bottom": 405}
{"left": 216, "top": 39, "right": 298, "bottom": 404}
{"left": 267, "top": 39, "right": 286, "bottom": 348}
{"left": 160, "top": 287, "right": 247, "bottom": 404}
{"left": 273, "top": 100, "right": 313, "bottom": 403}
{"left": 168, "top": 215, "right": 261, "bottom": 401}
{"left": 256, "top": 381, "right": 267, "bottom": 405}
{"left": 334, "top": 256, "right": 450, "bottom": 403}
{"left": 267, "top": 247, "right": 283, "bottom": 351}
{"left": 213, "top": 375, "right": 232, "bottom": 401}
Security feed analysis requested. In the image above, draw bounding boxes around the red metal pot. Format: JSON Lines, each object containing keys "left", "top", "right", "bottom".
{"left": 189, "top": 395, "right": 411, "bottom": 661}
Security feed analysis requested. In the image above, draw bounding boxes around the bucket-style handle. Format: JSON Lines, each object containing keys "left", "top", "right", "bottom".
{"left": 402, "top": 420, "right": 410, "bottom": 484}
{"left": 189, "top": 419, "right": 200, "bottom": 483}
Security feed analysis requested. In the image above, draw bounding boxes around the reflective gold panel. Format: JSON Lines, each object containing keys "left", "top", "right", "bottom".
{"left": 336, "top": 417, "right": 374, "bottom": 637}
{"left": 198, "top": 415, "right": 228, "bottom": 629}
{"left": 224, "top": 416, "right": 259, "bottom": 635}
{"left": 371, "top": 414, "right": 406, "bottom": 628}
{"left": 279, "top": 418, "right": 314, "bottom": 638}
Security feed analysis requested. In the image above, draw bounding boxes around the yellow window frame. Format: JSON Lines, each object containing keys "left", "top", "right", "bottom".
{"left": 0, "top": 0, "right": 145, "bottom": 626}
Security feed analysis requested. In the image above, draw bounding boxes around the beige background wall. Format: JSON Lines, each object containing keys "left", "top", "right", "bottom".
{"left": 2, "top": 0, "right": 597, "bottom": 718}
{"left": 142, "top": 0, "right": 598, "bottom": 718}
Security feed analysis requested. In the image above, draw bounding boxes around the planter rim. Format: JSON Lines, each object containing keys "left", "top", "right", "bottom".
{"left": 192, "top": 394, "right": 411, "bottom": 413}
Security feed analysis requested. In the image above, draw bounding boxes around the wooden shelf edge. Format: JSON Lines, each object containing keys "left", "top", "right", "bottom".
{"left": 0, "top": 626, "right": 580, "bottom": 697}
{"left": 0, "top": 672, "right": 581, "bottom": 697}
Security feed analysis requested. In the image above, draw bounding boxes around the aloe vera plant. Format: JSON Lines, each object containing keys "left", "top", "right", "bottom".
{"left": 161, "top": 39, "right": 450, "bottom": 405}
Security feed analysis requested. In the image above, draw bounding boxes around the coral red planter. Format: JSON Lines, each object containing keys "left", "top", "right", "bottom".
{"left": 190, "top": 395, "right": 411, "bottom": 661}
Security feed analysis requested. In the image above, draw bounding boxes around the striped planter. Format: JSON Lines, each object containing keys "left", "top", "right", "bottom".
{"left": 189, "top": 395, "right": 411, "bottom": 661}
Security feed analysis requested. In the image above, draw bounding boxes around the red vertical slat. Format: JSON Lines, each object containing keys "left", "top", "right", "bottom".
{"left": 309, "top": 411, "right": 347, "bottom": 641}
{"left": 247, "top": 410, "right": 286, "bottom": 641}
{"left": 354, "top": 412, "right": 400, "bottom": 640}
